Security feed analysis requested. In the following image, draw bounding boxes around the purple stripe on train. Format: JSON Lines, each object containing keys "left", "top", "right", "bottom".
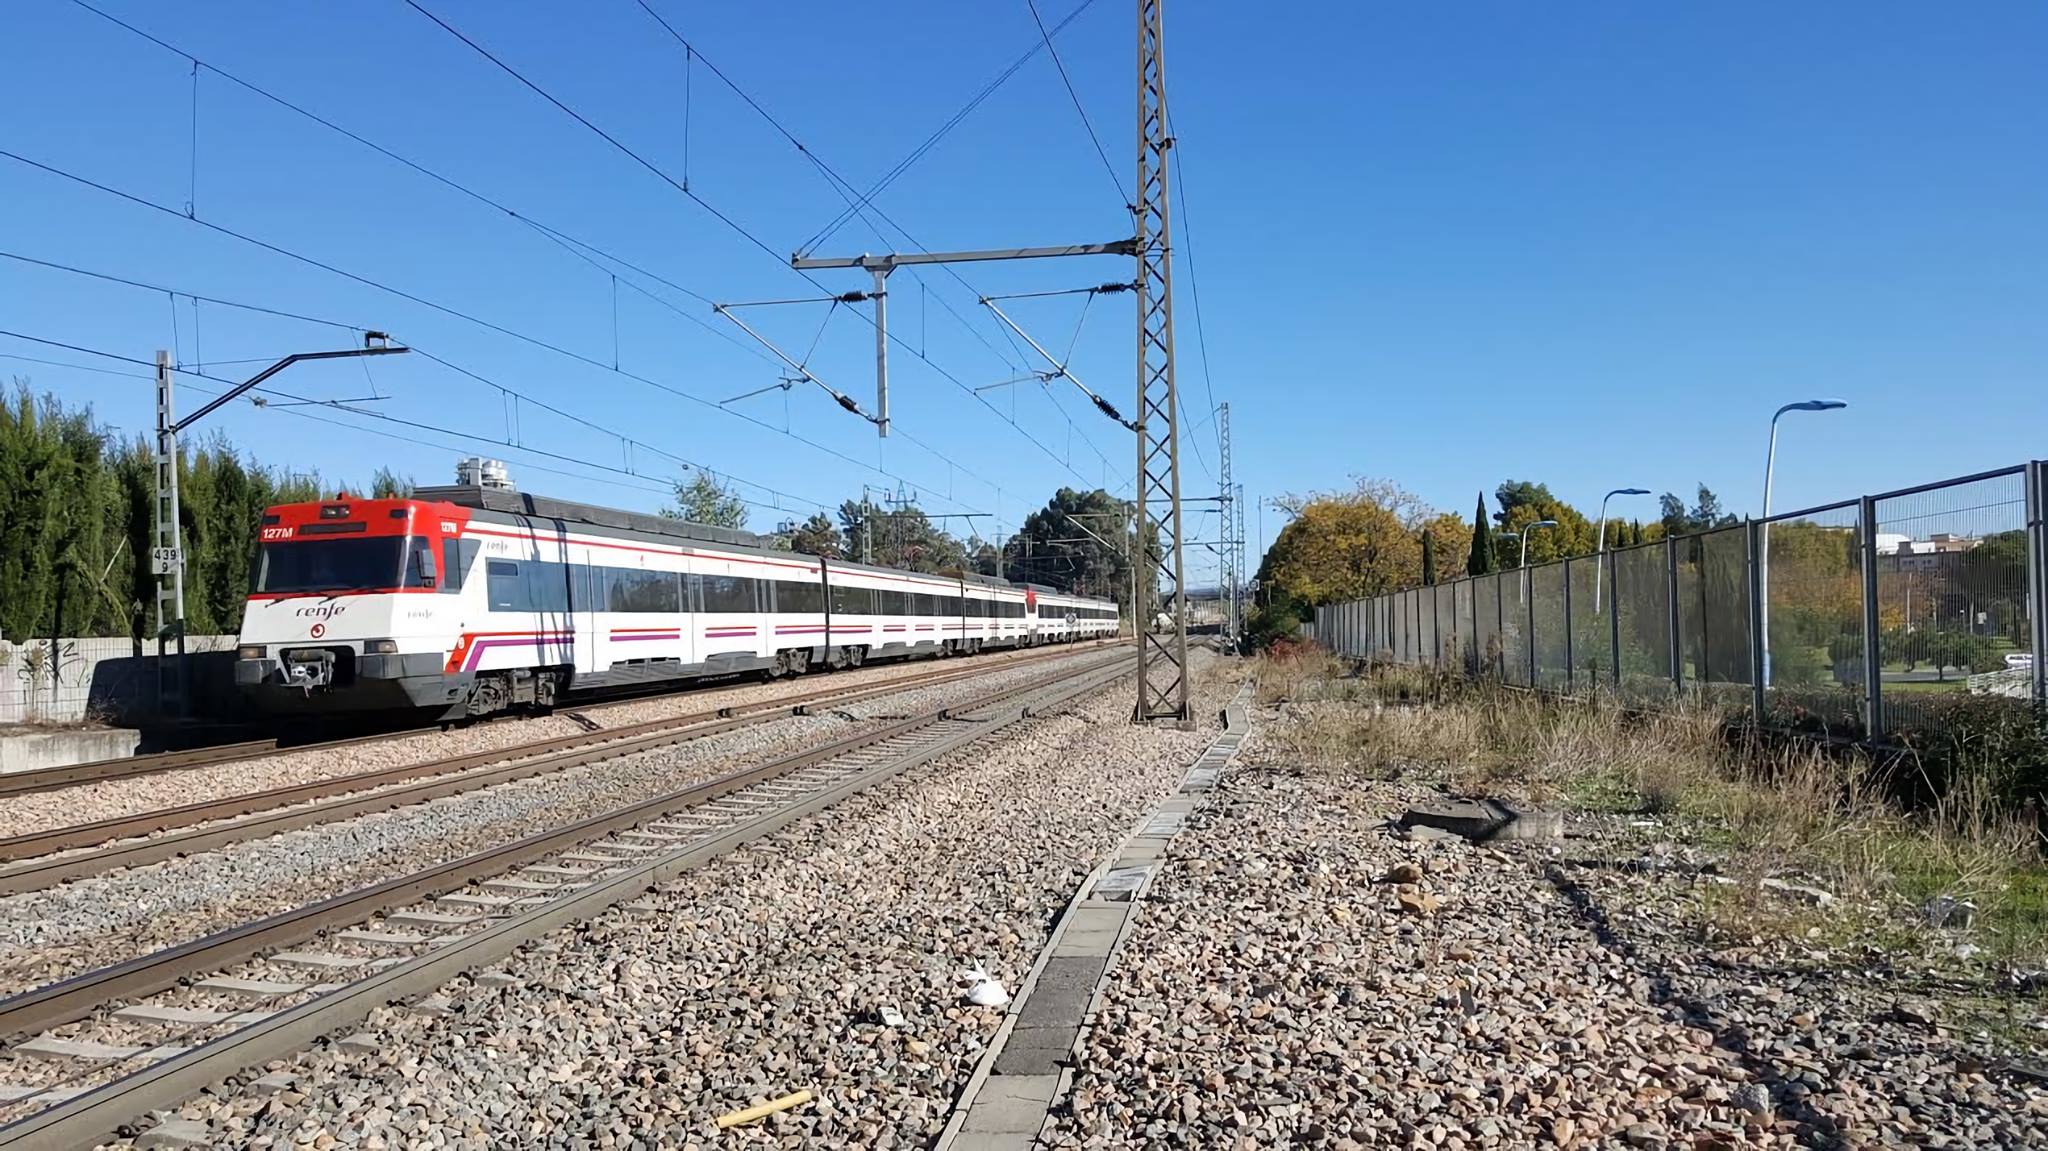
{"left": 462, "top": 634, "right": 574, "bottom": 672}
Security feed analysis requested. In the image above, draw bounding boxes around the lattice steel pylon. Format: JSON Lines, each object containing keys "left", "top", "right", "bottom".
{"left": 1233, "top": 480, "right": 1247, "bottom": 643}
{"left": 1133, "top": 0, "right": 1191, "bottom": 725}
{"left": 1215, "top": 401, "right": 1237, "bottom": 642}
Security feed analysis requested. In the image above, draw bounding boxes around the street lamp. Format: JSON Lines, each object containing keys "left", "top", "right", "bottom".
{"left": 1593, "top": 488, "right": 1651, "bottom": 612}
{"left": 1518, "top": 519, "right": 1559, "bottom": 568}
{"left": 1760, "top": 399, "right": 1848, "bottom": 687}
{"left": 1516, "top": 519, "right": 1557, "bottom": 603}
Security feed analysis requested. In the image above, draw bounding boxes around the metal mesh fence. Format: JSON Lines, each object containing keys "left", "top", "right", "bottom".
{"left": 1474, "top": 574, "right": 1501, "bottom": 678}
{"left": 1531, "top": 562, "right": 1568, "bottom": 690}
{"left": 1613, "top": 541, "right": 1674, "bottom": 703}
{"left": 1693, "top": 524, "right": 1754, "bottom": 710}
{"left": 1875, "top": 470, "right": 2030, "bottom": 735}
{"left": 1568, "top": 554, "right": 1605, "bottom": 691}
{"left": 1314, "top": 460, "right": 2043, "bottom": 743}
{"left": 1500, "top": 570, "right": 1529, "bottom": 686}
{"left": 1454, "top": 578, "right": 1478, "bottom": 675}
{"left": 1761, "top": 501, "right": 1864, "bottom": 731}
{"left": 1434, "top": 584, "right": 1456, "bottom": 667}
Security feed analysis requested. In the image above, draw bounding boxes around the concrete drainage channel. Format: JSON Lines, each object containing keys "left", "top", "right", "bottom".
{"left": 0, "top": 655, "right": 1136, "bottom": 1150}
{"left": 936, "top": 680, "right": 1256, "bottom": 1150}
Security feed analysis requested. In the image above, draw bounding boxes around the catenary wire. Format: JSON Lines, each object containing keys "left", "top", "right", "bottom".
{"left": 402, "top": 0, "right": 1081, "bottom": 495}
{"left": 0, "top": 327, "right": 811, "bottom": 511}
{"left": 798, "top": 0, "right": 1104, "bottom": 255}
{"left": 0, "top": 251, "right": 837, "bottom": 513}
{"left": 623, "top": 0, "right": 1128, "bottom": 489}
{"left": 61, "top": 0, "right": 780, "bottom": 372}
{"left": 1025, "top": 0, "right": 1128, "bottom": 205}
{"left": 0, "top": 152, "right": 984, "bottom": 513}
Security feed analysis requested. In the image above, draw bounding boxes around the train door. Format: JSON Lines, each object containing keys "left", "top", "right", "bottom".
{"left": 513, "top": 514, "right": 575, "bottom": 676}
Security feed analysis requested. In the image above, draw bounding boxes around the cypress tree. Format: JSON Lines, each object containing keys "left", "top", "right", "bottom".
{"left": 1421, "top": 530, "right": 1437, "bottom": 586}
{"left": 1466, "top": 493, "right": 1494, "bottom": 576}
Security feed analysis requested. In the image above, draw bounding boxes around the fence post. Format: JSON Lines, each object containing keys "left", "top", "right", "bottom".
{"left": 1434, "top": 583, "right": 1444, "bottom": 665}
{"left": 1608, "top": 550, "right": 1622, "bottom": 691}
{"left": 1526, "top": 568, "right": 1538, "bottom": 687}
{"left": 1494, "top": 573, "right": 1506, "bottom": 681}
{"left": 1562, "top": 561, "right": 1575, "bottom": 694}
{"left": 1859, "top": 494, "right": 1883, "bottom": 738}
{"left": 1745, "top": 518, "right": 1767, "bottom": 727}
{"left": 1665, "top": 536, "right": 1682, "bottom": 695}
{"left": 2028, "top": 460, "right": 2047, "bottom": 707}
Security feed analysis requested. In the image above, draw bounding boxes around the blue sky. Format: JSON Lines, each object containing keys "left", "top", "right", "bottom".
{"left": 3, "top": 1, "right": 2043, "bottom": 582}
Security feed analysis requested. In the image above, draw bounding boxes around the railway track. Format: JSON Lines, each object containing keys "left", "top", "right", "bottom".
{"left": 0, "top": 642, "right": 1123, "bottom": 895}
{"left": 0, "top": 640, "right": 1118, "bottom": 800}
{"left": 0, "top": 650, "right": 1134, "bottom": 1148}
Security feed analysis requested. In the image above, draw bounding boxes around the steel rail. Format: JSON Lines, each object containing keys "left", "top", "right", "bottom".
{"left": 0, "top": 643, "right": 1124, "bottom": 893}
{"left": 0, "top": 639, "right": 1117, "bottom": 799}
{"left": 0, "top": 655, "right": 1132, "bottom": 1150}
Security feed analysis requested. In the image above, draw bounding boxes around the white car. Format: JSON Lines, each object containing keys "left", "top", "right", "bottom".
{"left": 2008, "top": 652, "right": 2036, "bottom": 671}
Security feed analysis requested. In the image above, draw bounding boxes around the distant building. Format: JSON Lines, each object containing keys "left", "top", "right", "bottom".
{"left": 1892, "top": 533, "right": 1979, "bottom": 572}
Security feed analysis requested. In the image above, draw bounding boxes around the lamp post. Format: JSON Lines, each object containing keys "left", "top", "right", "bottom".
{"left": 153, "top": 334, "right": 409, "bottom": 715}
{"left": 1516, "top": 519, "right": 1558, "bottom": 603}
{"left": 1593, "top": 488, "right": 1651, "bottom": 612}
{"left": 1760, "top": 399, "right": 1848, "bottom": 687}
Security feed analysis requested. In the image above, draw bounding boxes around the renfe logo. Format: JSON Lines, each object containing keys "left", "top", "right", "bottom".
{"left": 296, "top": 603, "right": 348, "bottom": 620}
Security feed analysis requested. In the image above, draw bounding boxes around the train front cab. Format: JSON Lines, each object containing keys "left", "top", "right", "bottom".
{"left": 235, "top": 497, "right": 482, "bottom": 717}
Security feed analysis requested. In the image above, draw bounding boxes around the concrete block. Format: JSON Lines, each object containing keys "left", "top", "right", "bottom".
{"left": 138, "top": 1118, "right": 215, "bottom": 1148}
{"left": 1401, "top": 797, "right": 1562, "bottom": 842}
{"left": 0, "top": 728, "right": 141, "bottom": 776}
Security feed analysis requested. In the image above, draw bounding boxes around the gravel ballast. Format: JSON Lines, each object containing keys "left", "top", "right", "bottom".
{"left": 1047, "top": 703, "right": 2048, "bottom": 1150}
{"left": 109, "top": 657, "right": 1232, "bottom": 1149}
{"left": 0, "top": 649, "right": 1123, "bottom": 996}
{"left": 0, "top": 644, "right": 1102, "bottom": 842}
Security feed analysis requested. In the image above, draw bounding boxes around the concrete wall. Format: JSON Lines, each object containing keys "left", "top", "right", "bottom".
{"left": 0, "top": 727, "right": 142, "bottom": 775}
{"left": 0, "top": 635, "right": 241, "bottom": 725}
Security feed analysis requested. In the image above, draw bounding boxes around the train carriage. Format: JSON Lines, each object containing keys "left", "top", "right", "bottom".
{"left": 235, "top": 478, "right": 1120, "bottom": 719}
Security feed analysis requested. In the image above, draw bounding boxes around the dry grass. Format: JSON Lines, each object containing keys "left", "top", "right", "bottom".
{"left": 1256, "top": 661, "right": 2048, "bottom": 967}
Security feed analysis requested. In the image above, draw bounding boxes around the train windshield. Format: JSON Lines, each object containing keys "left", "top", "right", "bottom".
{"left": 254, "top": 537, "right": 410, "bottom": 594}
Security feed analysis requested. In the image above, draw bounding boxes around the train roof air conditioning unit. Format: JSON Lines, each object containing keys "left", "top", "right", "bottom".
{"left": 456, "top": 457, "right": 513, "bottom": 491}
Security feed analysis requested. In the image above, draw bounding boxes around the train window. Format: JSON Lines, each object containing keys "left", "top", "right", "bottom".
{"left": 607, "top": 567, "right": 680, "bottom": 613}
{"left": 878, "top": 589, "right": 907, "bottom": 615}
{"left": 439, "top": 538, "right": 479, "bottom": 594}
{"left": 527, "top": 561, "right": 571, "bottom": 613}
{"left": 702, "top": 574, "right": 756, "bottom": 613}
{"left": 486, "top": 560, "right": 521, "bottom": 611}
{"left": 778, "top": 579, "right": 823, "bottom": 613}
{"left": 831, "top": 584, "right": 874, "bottom": 614}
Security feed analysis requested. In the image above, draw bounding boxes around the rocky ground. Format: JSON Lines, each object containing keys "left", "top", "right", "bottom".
{"left": 0, "top": 648, "right": 1121, "bottom": 996}
{"left": 0, "top": 644, "right": 1091, "bottom": 841}
{"left": 1048, "top": 700, "right": 2048, "bottom": 1149}
{"left": 104, "top": 656, "right": 1235, "bottom": 1149}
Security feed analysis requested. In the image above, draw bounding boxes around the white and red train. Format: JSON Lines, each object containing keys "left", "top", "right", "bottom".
{"left": 234, "top": 483, "right": 1120, "bottom": 719}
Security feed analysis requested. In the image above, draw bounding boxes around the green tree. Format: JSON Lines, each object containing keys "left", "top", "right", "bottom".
{"left": 1659, "top": 484, "right": 1739, "bottom": 537}
{"left": 1490, "top": 480, "right": 1595, "bottom": 568}
{"left": 1466, "top": 492, "right": 1494, "bottom": 575}
{"left": 785, "top": 512, "right": 842, "bottom": 558}
{"left": 369, "top": 467, "right": 415, "bottom": 498}
{"left": 1421, "top": 529, "right": 1437, "bottom": 586}
{"left": 663, "top": 471, "right": 749, "bottom": 529}
{"left": 836, "top": 499, "right": 967, "bottom": 573}
{"left": 1003, "top": 488, "right": 1142, "bottom": 607}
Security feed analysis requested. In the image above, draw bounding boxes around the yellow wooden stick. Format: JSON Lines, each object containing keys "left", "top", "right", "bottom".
{"left": 714, "top": 1089, "right": 814, "bottom": 1129}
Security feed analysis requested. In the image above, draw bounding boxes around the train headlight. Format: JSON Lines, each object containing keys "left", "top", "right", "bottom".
{"left": 237, "top": 645, "right": 264, "bottom": 661}
{"left": 365, "top": 639, "right": 400, "bottom": 655}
